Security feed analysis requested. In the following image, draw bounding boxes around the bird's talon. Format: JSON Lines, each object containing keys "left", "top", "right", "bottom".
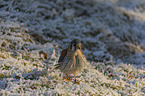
{"left": 66, "top": 78, "right": 72, "bottom": 82}
{"left": 74, "top": 80, "right": 81, "bottom": 84}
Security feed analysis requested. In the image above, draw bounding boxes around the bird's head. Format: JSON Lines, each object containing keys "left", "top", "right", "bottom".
{"left": 68, "top": 39, "right": 81, "bottom": 52}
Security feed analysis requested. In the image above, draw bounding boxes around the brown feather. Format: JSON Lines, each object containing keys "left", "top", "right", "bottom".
{"left": 55, "top": 49, "right": 68, "bottom": 69}
{"left": 58, "top": 48, "right": 68, "bottom": 63}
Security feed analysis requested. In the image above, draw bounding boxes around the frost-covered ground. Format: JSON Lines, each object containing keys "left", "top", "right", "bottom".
{"left": 0, "top": 0, "right": 145, "bottom": 95}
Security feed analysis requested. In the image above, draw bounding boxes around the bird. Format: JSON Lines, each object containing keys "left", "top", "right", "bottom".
{"left": 55, "top": 39, "right": 87, "bottom": 84}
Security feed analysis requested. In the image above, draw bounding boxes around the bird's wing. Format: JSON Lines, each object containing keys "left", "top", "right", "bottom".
{"left": 55, "top": 48, "right": 68, "bottom": 69}
{"left": 58, "top": 48, "right": 68, "bottom": 63}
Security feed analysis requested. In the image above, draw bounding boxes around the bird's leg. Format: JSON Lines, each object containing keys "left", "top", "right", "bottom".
{"left": 74, "top": 75, "right": 81, "bottom": 84}
{"left": 65, "top": 74, "right": 72, "bottom": 82}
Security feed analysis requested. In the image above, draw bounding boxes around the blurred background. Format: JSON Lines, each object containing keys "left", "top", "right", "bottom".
{"left": 0, "top": 0, "right": 145, "bottom": 95}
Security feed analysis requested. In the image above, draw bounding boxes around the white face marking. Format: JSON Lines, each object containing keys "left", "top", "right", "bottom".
{"left": 71, "top": 43, "right": 75, "bottom": 51}
{"left": 71, "top": 44, "right": 75, "bottom": 51}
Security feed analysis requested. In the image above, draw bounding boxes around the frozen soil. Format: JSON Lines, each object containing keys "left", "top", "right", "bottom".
{"left": 0, "top": 0, "right": 145, "bottom": 95}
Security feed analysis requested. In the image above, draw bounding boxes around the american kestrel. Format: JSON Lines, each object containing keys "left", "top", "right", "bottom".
{"left": 55, "top": 39, "right": 87, "bottom": 84}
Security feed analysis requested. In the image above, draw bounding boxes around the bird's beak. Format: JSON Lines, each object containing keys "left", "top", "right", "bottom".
{"left": 77, "top": 45, "right": 81, "bottom": 49}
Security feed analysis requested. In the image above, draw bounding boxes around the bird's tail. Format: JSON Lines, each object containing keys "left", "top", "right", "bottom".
{"left": 54, "top": 63, "right": 60, "bottom": 69}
